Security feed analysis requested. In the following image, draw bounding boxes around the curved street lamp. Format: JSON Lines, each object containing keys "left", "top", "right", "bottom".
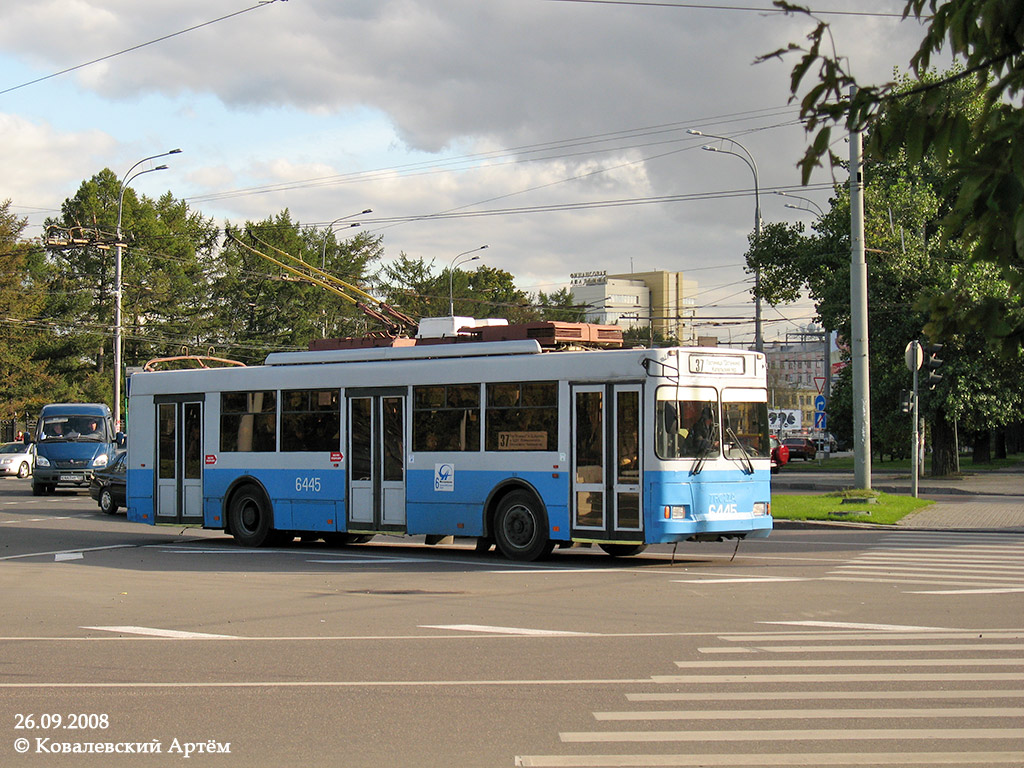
{"left": 320, "top": 208, "right": 372, "bottom": 269}
{"left": 114, "top": 148, "right": 181, "bottom": 431}
{"left": 688, "top": 129, "right": 763, "bottom": 353}
{"left": 776, "top": 190, "right": 825, "bottom": 218}
{"left": 448, "top": 245, "right": 488, "bottom": 316}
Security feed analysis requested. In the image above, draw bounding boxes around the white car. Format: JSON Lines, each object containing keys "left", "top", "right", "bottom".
{"left": 0, "top": 441, "right": 33, "bottom": 478}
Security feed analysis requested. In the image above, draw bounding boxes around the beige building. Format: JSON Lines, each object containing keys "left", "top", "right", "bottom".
{"left": 570, "top": 270, "right": 698, "bottom": 343}
{"left": 763, "top": 332, "right": 833, "bottom": 433}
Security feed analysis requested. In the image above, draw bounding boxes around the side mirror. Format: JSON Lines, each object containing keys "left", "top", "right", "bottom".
{"left": 116, "top": 432, "right": 127, "bottom": 449}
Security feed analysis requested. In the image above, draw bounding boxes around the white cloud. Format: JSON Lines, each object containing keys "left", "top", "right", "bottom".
{"left": 0, "top": 0, "right": 931, "bottom": 343}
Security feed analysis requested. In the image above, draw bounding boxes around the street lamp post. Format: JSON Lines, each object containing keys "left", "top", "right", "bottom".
{"left": 320, "top": 209, "right": 372, "bottom": 269}
{"left": 688, "top": 130, "right": 763, "bottom": 353}
{"left": 448, "top": 246, "right": 488, "bottom": 316}
{"left": 113, "top": 149, "right": 181, "bottom": 432}
{"left": 775, "top": 190, "right": 825, "bottom": 218}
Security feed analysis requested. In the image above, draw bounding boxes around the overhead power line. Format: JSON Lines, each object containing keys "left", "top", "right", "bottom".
{"left": 0, "top": 1, "right": 287, "bottom": 97}
{"left": 545, "top": 0, "right": 907, "bottom": 18}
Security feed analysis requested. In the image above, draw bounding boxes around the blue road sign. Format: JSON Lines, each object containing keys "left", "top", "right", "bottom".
{"left": 814, "top": 395, "right": 827, "bottom": 412}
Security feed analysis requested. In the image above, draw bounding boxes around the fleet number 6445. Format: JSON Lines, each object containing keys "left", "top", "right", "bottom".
{"left": 295, "top": 476, "right": 321, "bottom": 493}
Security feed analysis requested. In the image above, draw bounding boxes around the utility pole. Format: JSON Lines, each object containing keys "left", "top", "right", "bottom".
{"left": 850, "top": 88, "right": 872, "bottom": 490}
{"left": 906, "top": 340, "right": 922, "bottom": 498}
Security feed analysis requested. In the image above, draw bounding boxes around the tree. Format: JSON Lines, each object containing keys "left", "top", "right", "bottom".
{"left": 531, "top": 287, "right": 585, "bottom": 322}
{"left": 215, "top": 211, "right": 382, "bottom": 361}
{"left": 0, "top": 200, "right": 71, "bottom": 417}
{"left": 43, "top": 170, "right": 221, "bottom": 398}
{"left": 372, "top": 255, "right": 536, "bottom": 324}
{"left": 748, "top": 71, "right": 1024, "bottom": 471}
{"left": 764, "top": 0, "right": 1024, "bottom": 358}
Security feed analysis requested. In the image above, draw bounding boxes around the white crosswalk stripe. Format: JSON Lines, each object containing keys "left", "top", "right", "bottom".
{"left": 824, "top": 532, "right": 1024, "bottom": 592}
{"left": 516, "top": 627, "right": 1024, "bottom": 767}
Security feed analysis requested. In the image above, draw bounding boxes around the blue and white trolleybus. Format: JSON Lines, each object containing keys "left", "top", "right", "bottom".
{"left": 126, "top": 335, "right": 772, "bottom": 560}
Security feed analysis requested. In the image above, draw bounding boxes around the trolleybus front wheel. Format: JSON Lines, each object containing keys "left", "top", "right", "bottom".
{"left": 493, "top": 490, "right": 555, "bottom": 562}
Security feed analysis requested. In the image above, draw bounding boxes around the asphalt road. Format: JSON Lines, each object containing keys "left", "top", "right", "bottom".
{"left": 1, "top": 476, "right": 1023, "bottom": 767}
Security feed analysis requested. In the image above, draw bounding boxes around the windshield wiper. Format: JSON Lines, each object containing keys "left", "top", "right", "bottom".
{"left": 725, "top": 427, "right": 755, "bottom": 475}
{"left": 690, "top": 444, "right": 717, "bottom": 476}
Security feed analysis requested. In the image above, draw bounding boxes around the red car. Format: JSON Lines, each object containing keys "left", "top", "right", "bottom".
{"left": 770, "top": 435, "right": 789, "bottom": 473}
{"left": 783, "top": 436, "right": 817, "bottom": 461}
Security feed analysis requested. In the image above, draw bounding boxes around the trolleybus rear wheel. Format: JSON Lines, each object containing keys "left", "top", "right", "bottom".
{"left": 229, "top": 485, "right": 276, "bottom": 547}
{"left": 493, "top": 490, "right": 554, "bottom": 562}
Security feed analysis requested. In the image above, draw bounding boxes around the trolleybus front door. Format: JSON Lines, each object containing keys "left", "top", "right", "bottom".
{"left": 571, "top": 384, "right": 643, "bottom": 542}
{"left": 155, "top": 397, "right": 204, "bottom": 524}
{"left": 347, "top": 390, "right": 406, "bottom": 532}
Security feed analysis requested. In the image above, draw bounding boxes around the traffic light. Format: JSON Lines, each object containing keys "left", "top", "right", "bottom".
{"left": 899, "top": 390, "right": 914, "bottom": 413}
{"left": 925, "top": 343, "right": 944, "bottom": 386}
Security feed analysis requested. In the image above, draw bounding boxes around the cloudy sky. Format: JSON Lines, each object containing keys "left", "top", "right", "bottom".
{"left": 0, "top": 1, "right": 929, "bottom": 345}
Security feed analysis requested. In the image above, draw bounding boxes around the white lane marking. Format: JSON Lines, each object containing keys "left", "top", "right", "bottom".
{"left": 834, "top": 567, "right": 1024, "bottom": 583}
{"left": 913, "top": 593, "right": 1024, "bottom": 598}
{"left": 307, "top": 558, "right": 409, "bottom": 564}
{"left": 760, "top": 620, "right": 958, "bottom": 632}
{"left": 54, "top": 552, "right": 83, "bottom": 562}
{"left": 0, "top": 676, "right": 650, "bottom": 689}
{"left": 722, "top": 631, "right": 1023, "bottom": 642}
{"left": 593, "top": 706, "right": 1024, "bottom": 721}
{"left": 515, "top": 751, "right": 1024, "bottom": 766}
{"left": 672, "top": 577, "right": 807, "bottom": 583}
{"left": 559, "top": 727, "right": 1022, "bottom": 743}
{"left": 421, "top": 624, "right": 595, "bottom": 636}
{"left": 653, "top": 672, "right": 1024, "bottom": 683}
{"left": 825, "top": 575, "right": 1024, "bottom": 587}
{"left": 82, "top": 626, "right": 238, "bottom": 639}
{"left": 707, "top": 643, "right": 1024, "bottom": 653}
{"left": 626, "top": 689, "right": 1024, "bottom": 702}
{"left": 674, "top": 658, "right": 1024, "bottom": 669}
{"left": 0, "top": 544, "right": 138, "bottom": 561}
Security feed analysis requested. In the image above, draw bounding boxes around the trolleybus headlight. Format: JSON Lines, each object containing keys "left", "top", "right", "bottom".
{"left": 664, "top": 505, "right": 689, "bottom": 520}
{"left": 753, "top": 502, "right": 770, "bottom": 517}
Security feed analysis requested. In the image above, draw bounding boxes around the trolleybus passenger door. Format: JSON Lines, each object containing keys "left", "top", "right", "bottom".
{"left": 347, "top": 390, "right": 406, "bottom": 531}
{"left": 571, "top": 384, "right": 643, "bottom": 541}
{"left": 155, "top": 397, "right": 204, "bottom": 524}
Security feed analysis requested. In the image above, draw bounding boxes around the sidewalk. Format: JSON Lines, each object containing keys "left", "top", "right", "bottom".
{"left": 771, "top": 460, "right": 1024, "bottom": 533}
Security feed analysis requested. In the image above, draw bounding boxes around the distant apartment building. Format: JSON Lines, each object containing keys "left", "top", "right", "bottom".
{"left": 570, "top": 270, "right": 698, "bottom": 343}
{"left": 763, "top": 330, "right": 835, "bottom": 433}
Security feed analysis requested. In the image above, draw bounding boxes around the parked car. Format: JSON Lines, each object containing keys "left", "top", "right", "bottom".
{"left": 770, "top": 435, "right": 789, "bottom": 474}
{"left": 783, "top": 436, "right": 817, "bottom": 461}
{"left": 0, "top": 441, "right": 33, "bottom": 478}
{"left": 89, "top": 452, "right": 126, "bottom": 514}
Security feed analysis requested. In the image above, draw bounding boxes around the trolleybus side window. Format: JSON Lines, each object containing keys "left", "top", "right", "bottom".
{"left": 281, "top": 388, "right": 340, "bottom": 452}
{"left": 655, "top": 386, "right": 720, "bottom": 460}
{"left": 412, "top": 384, "right": 480, "bottom": 452}
{"left": 485, "top": 381, "right": 558, "bottom": 451}
{"left": 220, "top": 391, "right": 277, "bottom": 452}
{"left": 721, "top": 388, "right": 770, "bottom": 460}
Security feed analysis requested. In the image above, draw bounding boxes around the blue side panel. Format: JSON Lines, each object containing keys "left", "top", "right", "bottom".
{"left": 645, "top": 467, "right": 773, "bottom": 542}
{"left": 126, "top": 467, "right": 155, "bottom": 524}
{"left": 405, "top": 467, "right": 570, "bottom": 539}
{"left": 202, "top": 467, "right": 347, "bottom": 531}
